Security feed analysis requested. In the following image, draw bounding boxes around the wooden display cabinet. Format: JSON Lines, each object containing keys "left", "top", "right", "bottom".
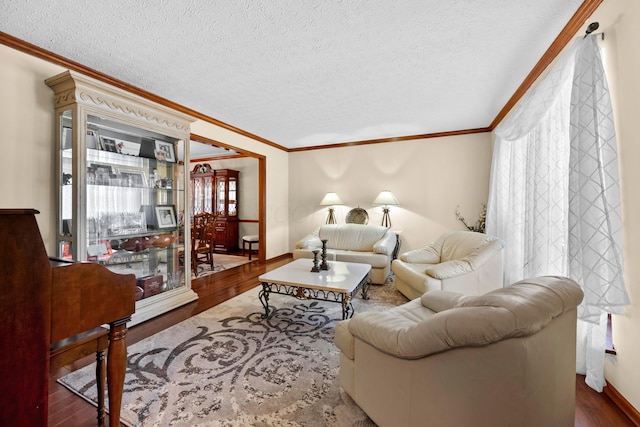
{"left": 213, "top": 169, "right": 239, "bottom": 253}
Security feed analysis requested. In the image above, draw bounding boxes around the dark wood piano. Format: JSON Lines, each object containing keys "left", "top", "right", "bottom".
{"left": 0, "top": 209, "right": 136, "bottom": 426}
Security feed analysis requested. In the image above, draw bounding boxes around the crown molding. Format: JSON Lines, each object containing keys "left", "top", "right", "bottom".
{"left": 489, "top": 0, "right": 604, "bottom": 129}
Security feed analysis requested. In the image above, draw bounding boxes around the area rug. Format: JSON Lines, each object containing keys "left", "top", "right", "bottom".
{"left": 192, "top": 254, "right": 254, "bottom": 279}
{"left": 58, "top": 279, "right": 408, "bottom": 426}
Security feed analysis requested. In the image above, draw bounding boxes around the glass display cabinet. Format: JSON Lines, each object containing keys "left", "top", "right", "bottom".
{"left": 190, "top": 163, "right": 215, "bottom": 216}
{"left": 213, "top": 169, "right": 239, "bottom": 253}
{"left": 46, "top": 70, "right": 198, "bottom": 326}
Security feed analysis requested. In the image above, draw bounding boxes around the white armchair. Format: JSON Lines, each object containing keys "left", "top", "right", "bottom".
{"left": 391, "top": 231, "right": 504, "bottom": 300}
{"left": 334, "top": 276, "right": 583, "bottom": 427}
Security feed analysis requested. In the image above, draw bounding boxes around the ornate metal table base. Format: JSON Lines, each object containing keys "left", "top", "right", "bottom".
{"left": 259, "top": 275, "right": 370, "bottom": 320}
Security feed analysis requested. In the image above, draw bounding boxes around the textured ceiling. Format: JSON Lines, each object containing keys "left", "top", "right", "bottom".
{"left": 1, "top": 0, "right": 584, "bottom": 149}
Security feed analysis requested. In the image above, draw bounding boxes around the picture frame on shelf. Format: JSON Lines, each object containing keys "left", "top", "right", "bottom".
{"left": 155, "top": 205, "right": 177, "bottom": 229}
{"left": 116, "top": 168, "right": 147, "bottom": 188}
{"left": 154, "top": 140, "right": 176, "bottom": 163}
{"left": 86, "top": 129, "right": 99, "bottom": 149}
{"left": 99, "top": 136, "right": 141, "bottom": 156}
{"left": 88, "top": 163, "right": 115, "bottom": 185}
{"left": 99, "top": 136, "right": 119, "bottom": 153}
{"left": 87, "top": 239, "right": 113, "bottom": 261}
{"left": 117, "top": 139, "right": 141, "bottom": 156}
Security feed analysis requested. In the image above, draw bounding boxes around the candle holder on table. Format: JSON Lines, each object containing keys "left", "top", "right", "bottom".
{"left": 320, "top": 239, "right": 330, "bottom": 270}
{"left": 310, "top": 250, "right": 321, "bottom": 272}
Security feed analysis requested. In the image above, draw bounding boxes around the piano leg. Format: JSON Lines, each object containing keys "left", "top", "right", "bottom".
{"left": 96, "top": 345, "right": 106, "bottom": 426}
{"left": 107, "top": 318, "right": 130, "bottom": 427}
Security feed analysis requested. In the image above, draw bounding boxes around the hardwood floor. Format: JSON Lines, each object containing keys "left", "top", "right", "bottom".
{"left": 48, "top": 255, "right": 635, "bottom": 426}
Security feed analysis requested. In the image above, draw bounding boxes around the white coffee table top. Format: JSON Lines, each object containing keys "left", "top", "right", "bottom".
{"left": 258, "top": 258, "right": 371, "bottom": 293}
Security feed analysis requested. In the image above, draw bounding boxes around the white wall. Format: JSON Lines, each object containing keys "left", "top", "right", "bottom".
{"left": 587, "top": 0, "right": 640, "bottom": 412}
{"left": 288, "top": 133, "right": 493, "bottom": 252}
{"left": 190, "top": 121, "right": 290, "bottom": 259}
{"left": 0, "top": 44, "right": 66, "bottom": 251}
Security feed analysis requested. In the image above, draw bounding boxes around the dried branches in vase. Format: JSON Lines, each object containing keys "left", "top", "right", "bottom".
{"left": 455, "top": 203, "right": 486, "bottom": 233}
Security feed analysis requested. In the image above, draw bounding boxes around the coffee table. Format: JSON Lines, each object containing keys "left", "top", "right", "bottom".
{"left": 258, "top": 258, "right": 371, "bottom": 319}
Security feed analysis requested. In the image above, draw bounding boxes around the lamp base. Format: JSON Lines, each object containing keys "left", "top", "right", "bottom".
{"left": 381, "top": 207, "right": 391, "bottom": 228}
{"left": 326, "top": 208, "right": 337, "bottom": 224}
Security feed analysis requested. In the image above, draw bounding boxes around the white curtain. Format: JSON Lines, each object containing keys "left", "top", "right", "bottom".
{"left": 487, "top": 35, "right": 629, "bottom": 391}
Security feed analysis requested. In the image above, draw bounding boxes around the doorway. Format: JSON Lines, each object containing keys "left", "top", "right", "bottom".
{"left": 189, "top": 134, "right": 266, "bottom": 263}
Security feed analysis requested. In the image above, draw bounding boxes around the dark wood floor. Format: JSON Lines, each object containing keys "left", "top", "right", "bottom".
{"left": 48, "top": 255, "right": 635, "bottom": 427}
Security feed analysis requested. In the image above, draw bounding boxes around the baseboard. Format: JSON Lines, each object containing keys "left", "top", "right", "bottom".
{"left": 604, "top": 380, "right": 640, "bottom": 426}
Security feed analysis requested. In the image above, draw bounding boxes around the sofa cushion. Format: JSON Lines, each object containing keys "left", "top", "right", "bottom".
{"left": 319, "top": 224, "right": 390, "bottom": 252}
{"left": 333, "top": 250, "right": 390, "bottom": 269}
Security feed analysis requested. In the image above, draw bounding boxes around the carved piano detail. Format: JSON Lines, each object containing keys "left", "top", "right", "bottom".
{"left": 0, "top": 209, "right": 135, "bottom": 426}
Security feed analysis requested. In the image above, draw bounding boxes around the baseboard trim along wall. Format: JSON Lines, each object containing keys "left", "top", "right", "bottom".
{"left": 604, "top": 381, "right": 640, "bottom": 426}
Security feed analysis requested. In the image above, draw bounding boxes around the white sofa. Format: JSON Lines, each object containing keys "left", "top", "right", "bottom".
{"left": 293, "top": 224, "right": 397, "bottom": 285}
{"left": 334, "top": 276, "right": 584, "bottom": 427}
{"left": 392, "top": 230, "right": 504, "bottom": 300}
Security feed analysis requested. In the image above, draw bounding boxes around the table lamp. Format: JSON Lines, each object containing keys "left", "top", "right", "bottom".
{"left": 372, "top": 190, "right": 399, "bottom": 228}
{"left": 319, "top": 192, "right": 343, "bottom": 224}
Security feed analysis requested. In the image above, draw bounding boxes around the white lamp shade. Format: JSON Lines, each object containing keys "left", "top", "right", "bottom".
{"left": 320, "top": 192, "right": 343, "bottom": 206}
{"left": 372, "top": 191, "right": 399, "bottom": 206}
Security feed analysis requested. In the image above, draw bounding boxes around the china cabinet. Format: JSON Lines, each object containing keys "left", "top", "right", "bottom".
{"left": 190, "top": 165, "right": 239, "bottom": 253}
{"left": 190, "top": 163, "right": 215, "bottom": 216}
{"left": 46, "top": 70, "right": 198, "bottom": 326}
{"left": 213, "top": 169, "right": 240, "bottom": 253}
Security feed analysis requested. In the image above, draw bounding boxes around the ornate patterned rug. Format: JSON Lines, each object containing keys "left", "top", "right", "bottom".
{"left": 58, "top": 279, "right": 408, "bottom": 426}
{"left": 192, "top": 253, "right": 254, "bottom": 278}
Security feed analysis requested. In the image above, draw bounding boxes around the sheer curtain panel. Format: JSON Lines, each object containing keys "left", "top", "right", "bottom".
{"left": 487, "top": 36, "right": 629, "bottom": 391}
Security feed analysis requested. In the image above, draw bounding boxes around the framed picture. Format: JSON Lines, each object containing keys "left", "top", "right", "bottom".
{"left": 87, "top": 240, "right": 113, "bottom": 261}
{"left": 99, "top": 136, "right": 119, "bottom": 153}
{"left": 155, "top": 205, "right": 177, "bottom": 229}
{"left": 155, "top": 140, "right": 176, "bottom": 163}
{"left": 88, "top": 163, "right": 115, "bottom": 185}
{"left": 117, "top": 140, "right": 141, "bottom": 156}
{"left": 99, "top": 136, "right": 141, "bottom": 156}
{"left": 116, "top": 168, "right": 147, "bottom": 188}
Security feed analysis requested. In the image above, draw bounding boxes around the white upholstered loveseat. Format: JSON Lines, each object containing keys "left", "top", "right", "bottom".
{"left": 335, "top": 276, "right": 584, "bottom": 427}
{"left": 293, "top": 224, "right": 397, "bottom": 285}
{"left": 392, "top": 230, "right": 504, "bottom": 300}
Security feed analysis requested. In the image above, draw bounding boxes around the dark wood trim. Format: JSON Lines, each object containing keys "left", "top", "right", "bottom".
{"left": 604, "top": 380, "right": 640, "bottom": 426}
{"left": 190, "top": 133, "right": 267, "bottom": 263}
{"left": 258, "top": 157, "right": 267, "bottom": 263}
{"left": 0, "top": 31, "right": 288, "bottom": 153}
{"left": 288, "top": 127, "right": 492, "bottom": 152}
{"left": 193, "top": 154, "right": 247, "bottom": 162}
{"left": 239, "top": 219, "right": 259, "bottom": 223}
{"left": 489, "top": 0, "right": 604, "bottom": 129}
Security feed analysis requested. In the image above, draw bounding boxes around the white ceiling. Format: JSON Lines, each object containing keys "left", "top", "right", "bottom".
{"left": 1, "top": 0, "right": 585, "bottom": 149}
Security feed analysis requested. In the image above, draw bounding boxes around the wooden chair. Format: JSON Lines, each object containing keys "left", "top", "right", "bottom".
{"left": 191, "top": 221, "right": 215, "bottom": 277}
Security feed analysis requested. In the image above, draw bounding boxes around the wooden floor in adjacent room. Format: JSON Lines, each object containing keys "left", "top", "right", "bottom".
{"left": 48, "top": 255, "right": 635, "bottom": 427}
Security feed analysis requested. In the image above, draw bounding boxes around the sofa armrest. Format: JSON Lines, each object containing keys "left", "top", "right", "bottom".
{"left": 424, "top": 240, "right": 504, "bottom": 279}
{"left": 373, "top": 230, "right": 397, "bottom": 255}
{"left": 464, "top": 239, "right": 504, "bottom": 268}
{"left": 425, "top": 259, "right": 474, "bottom": 279}
{"left": 399, "top": 246, "right": 441, "bottom": 263}
{"left": 420, "top": 290, "right": 466, "bottom": 312}
{"left": 347, "top": 309, "right": 454, "bottom": 359}
{"left": 295, "top": 229, "right": 322, "bottom": 249}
